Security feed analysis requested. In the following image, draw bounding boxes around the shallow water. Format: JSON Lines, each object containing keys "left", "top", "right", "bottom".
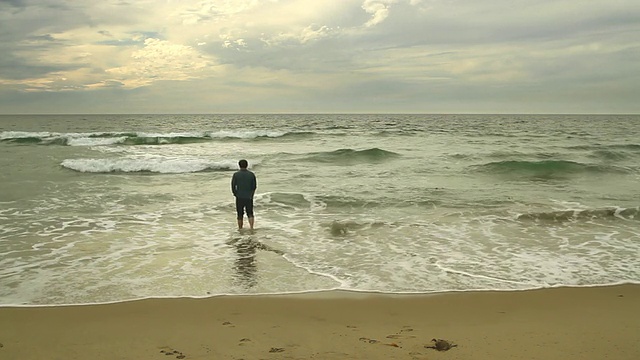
{"left": 1, "top": 114, "right": 639, "bottom": 305}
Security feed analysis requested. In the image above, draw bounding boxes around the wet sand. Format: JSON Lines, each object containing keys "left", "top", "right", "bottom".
{"left": 0, "top": 284, "right": 638, "bottom": 359}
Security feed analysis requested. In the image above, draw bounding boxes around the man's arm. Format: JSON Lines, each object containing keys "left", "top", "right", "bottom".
{"left": 251, "top": 174, "right": 257, "bottom": 197}
{"left": 231, "top": 173, "right": 237, "bottom": 197}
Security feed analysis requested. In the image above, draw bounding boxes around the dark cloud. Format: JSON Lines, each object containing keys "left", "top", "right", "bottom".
{"left": 0, "top": 0, "right": 26, "bottom": 7}
{"left": 0, "top": 61, "right": 66, "bottom": 80}
{"left": 28, "top": 33, "right": 56, "bottom": 41}
{"left": 0, "top": 24, "right": 76, "bottom": 80}
{"left": 355, "top": 1, "right": 640, "bottom": 47}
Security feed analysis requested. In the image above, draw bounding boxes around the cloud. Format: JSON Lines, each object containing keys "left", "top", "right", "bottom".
{"left": 0, "top": 0, "right": 27, "bottom": 8}
{"left": 0, "top": 0, "right": 638, "bottom": 113}
{"left": 105, "top": 38, "right": 213, "bottom": 88}
{"left": 361, "top": 0, "right": 397, "bottom": 27}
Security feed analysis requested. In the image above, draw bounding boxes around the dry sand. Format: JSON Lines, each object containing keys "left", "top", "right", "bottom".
{"left": 1, "top": 284, "right": 639, "bottom": 360}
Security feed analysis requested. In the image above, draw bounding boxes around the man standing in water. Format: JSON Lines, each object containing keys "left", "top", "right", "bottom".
{"left": 231, "top": 159, "right": 257, "bottom": 230}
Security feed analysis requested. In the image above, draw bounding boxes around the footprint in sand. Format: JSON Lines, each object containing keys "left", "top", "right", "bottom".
{"left": 386, "top": 327, "right": 416, "bottom": 339}
{"left": 359, "top": 337, "right": 379, "bottom": 344}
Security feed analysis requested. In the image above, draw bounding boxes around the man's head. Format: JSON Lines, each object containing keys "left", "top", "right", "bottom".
{"left": 238, "top": 159, "right": 248, "bottom": 169}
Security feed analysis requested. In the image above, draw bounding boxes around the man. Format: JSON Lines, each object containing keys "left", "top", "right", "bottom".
{"left": 231, "top": 159, "right": 257, "bottom": 229}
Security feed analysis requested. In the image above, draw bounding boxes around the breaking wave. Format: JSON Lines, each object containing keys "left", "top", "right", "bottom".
{"left": 516, "top": 206, "right": 639, "bottom": 222}
{"left": 61, "top": 158, "right": 244, "bottom": 174}
{"left": 0, "top": 130, "right": 312, "bottom": 146}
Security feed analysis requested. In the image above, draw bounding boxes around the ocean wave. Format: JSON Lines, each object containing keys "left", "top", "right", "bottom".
{"left": 516, "top": 206, "right": 639, "bottom": 222}
{"left": 258, "top": 192, "right": 366, "bottom": 211}
{"left": 487, "top": 151, "right": 562, "bottom": 160}
{"left": 303, "top": 148, "right": 400, "bottom": 164}
{"left": 0, "top": 130, "right": 312, "bottom": 146}
{"left": 257, "top": 192, "right": 438, "bottom": 212}
{"left": 259, "top": 192, "right": 379, "bottom": 211}
{"left": 61, "top": 158, "right": 243, "bottom": 174}
{"left": 327, "top": 219, "right": 386, "bottom": 236}
{"left": 474, "top": 160, "right": 631, "bottom": 177}
{"left": 568, "top": 143, "right": 640, "bottom": 152}
{"left": 568, "top": 143, "right": 640, "bottom": 161}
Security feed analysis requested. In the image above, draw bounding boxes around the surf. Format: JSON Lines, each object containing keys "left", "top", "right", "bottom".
{"left": 302, "top": 148, "right": 400, "bottom": 164}
{"left": 60, "top": 158, "right": 242, "bottom": 174}
{"left": 516, "top": 206, "right": 639, "bottom": 222}
{"left": 0, "top": 130, "right": 313, "bottom": 146}
{"left": 474, "top": 159, "right": 631, "bottom": 178}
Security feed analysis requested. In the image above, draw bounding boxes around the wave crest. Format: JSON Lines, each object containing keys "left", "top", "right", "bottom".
{"left": 303, "top": 148, "right": 400, "bottom": 164}
{"left": 61, "top": 158, "right": 241, "bottom": 174}
{"left": 517, "top": 207, "right": 639, "bottom": 222}
{"left": 475, "top": 160, "right": 630, "bottom": 177}
{"left": 0, "top": 130, "right": 310, "bottom": 146}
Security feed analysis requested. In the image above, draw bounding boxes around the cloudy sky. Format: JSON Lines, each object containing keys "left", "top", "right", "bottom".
{"left": 1, "top": 0, "right": 638, "bottom": 114}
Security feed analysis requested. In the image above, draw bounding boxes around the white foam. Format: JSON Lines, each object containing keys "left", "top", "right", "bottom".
{"left": 66, "top": 136, "right": 127, "bottom": 146}
{"left": 0, "top": 131, "right": 54, "bottom": 139}
{"left": 3, "top": 200, "right": 639, "bottom": 305}
{"left": 60, "top": 157, "right": 239, "bottom": 173}
{"left": 206, "top": 130, "right": 287, "bottom": 139}
{"left": 0, "top": 131, "right": 129, "bottom": 146}
{"left": 136, "top": 131, "right": 206, "bottom": 138}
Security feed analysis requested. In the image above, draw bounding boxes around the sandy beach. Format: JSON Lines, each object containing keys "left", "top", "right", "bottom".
{"left": 1, "top": 284, "right": 638, "bottom": 360}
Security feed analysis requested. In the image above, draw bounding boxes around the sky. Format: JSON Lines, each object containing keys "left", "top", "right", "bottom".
{"left": 0, "top": 0, "right": 639, "bottom": 114}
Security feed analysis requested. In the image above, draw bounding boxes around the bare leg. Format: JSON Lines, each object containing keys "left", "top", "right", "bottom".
{"left": 237, "top": 218, "right": 243, "bottom": 229}
{"left": 248, "top": 217, "right": 254, "bottom": 230}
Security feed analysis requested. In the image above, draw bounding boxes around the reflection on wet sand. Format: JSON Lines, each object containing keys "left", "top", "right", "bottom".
{"left": 229, "top": 231, "right": 284, "bottom": 289}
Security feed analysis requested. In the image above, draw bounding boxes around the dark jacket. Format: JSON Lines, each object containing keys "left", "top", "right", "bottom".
{"left": 231, "top": 169, "right": 257, "bottom": 199}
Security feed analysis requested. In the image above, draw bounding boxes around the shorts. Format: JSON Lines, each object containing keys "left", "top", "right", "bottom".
{"left": 235, "top": 198, "right": 254, "bottom": 219}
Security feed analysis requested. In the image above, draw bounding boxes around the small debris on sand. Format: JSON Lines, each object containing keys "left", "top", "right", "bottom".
{"left": 425, "top": 338, "right": 458, "bottom": 351}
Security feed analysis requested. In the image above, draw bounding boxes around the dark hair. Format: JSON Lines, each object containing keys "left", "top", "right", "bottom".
{"left": 238, "top": 159, "right": 248, "bottom": 169}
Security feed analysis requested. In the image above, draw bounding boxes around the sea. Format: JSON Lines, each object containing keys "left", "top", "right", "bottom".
{"left": 0, "top": 114, "right": 639, "bottom": 306}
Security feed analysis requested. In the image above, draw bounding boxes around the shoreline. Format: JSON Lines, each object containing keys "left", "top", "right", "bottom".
{"left": 1, "top": 284, "right": 639, "bottom": 359}
{"left": 3, "top": 281, "right": 639, "bottom": 308}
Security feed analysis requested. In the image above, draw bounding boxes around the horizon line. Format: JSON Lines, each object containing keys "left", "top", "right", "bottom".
{"left": 1, "top": 112, "right": 639, "bottom": 116}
